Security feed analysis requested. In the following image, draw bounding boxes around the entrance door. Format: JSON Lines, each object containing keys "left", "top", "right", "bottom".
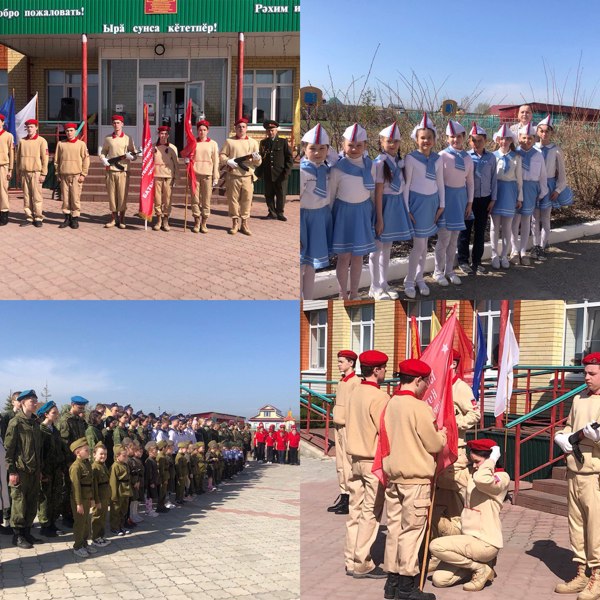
{"left": 139, "top": 80, "right": 159, "bottom": 148}
{"left": 159, "top": 84, "right": 186, "bottom": 150}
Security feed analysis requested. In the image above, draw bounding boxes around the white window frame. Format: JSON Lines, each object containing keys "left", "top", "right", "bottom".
{"left": 349, "top": 304, "right": 375, "bottom": 360}
{"left": 405, "top": 301, "right": 434, "bottom": 356}
{"left": 475, "top": 301, "right": 503, "bottom": 370}
{"left": 308, "top": 309, "right": 328, "bottom": 372}
{"left": 242, "top": 68, "right": 294, "bottom": 125}
{"left": 564, "top": 301, "right": 600, "bottom": 366}
{"left": 47, "top": 69, "right": 98, "bottom": 121}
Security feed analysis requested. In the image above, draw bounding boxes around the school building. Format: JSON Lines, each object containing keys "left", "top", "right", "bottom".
{"left": 0, "top": 0, "right": 300, "bottom": 153}
{"left": 300, "top": 299, "right": 600, "bottom": 417}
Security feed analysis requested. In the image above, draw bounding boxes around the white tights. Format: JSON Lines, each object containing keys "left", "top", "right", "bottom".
{"left": 368, "top": 241, "right": 392, "bottom": 294}
{"left": 531, "top": 207, "right": 551, "bottom": 249}
{"left": 336, "top": 253, "right": 364, "bottom": 298}
{"left": 433, "top": 228, "right": 459, "bottom": 277}
{"left": 511, "top": 214, "right": 532, "bottom": 257}
{"left": 490, "top": 215, "right": 513, "bottom": 259}
{"left": 301, "top": 265, "right": 315, "bottom": 300}
{"left": 406, "top": 237, "right": 428, "bottom": 286}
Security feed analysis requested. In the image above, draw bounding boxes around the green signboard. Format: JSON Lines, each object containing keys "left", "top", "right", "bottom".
{"left": 0, "top": 0, "right": 300, "bottom": 34}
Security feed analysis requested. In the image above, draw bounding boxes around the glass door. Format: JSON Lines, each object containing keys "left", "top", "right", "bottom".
{"left": 138, "top": 80, "right": 159, "bottom": 147}
{"left": 185, "top": 81, "right": 205, "bottom": 123}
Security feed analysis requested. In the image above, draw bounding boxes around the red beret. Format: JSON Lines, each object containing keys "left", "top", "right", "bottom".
{"left": 467, "top": 438, "right": 496, "bottom": 452}
{"left": 157, "top": 125, "right": 170, "bottom": 132}
{"left": 338, "top": 349, "right": 358, "bottom": 361}
{"left": 25, "top": 119, "right": 38, "bottom": 126}
{"left": 279, "top": 424, "right": 285, "bottom": 428}
{"left": 0, "top": 113, "right": 5, "bottom": 121}
{"left": 112, "top": 115, "right": 124, "bottom": 123}
{"left": 64, "top": 123, "right": 77, "bottom": 130}
{"left": 269, "top": 425, "right": 275, "bottom": 431}
{"left": 583, "top": 353, "right": 600, "bottom": 366}
{"left": 359, "top": 350, "right": 388, "bottom": 367}
{"left": 196, "top": 120, "right": 210, "bottom": 129}
{"left": 258, "top": 422, "right": 264, "bottom": 427}
{"left": 452, "top": 349, "right": 461, "bottom": 361}
{"left": 397, "top": 358, "right": 431, "bottom": 377}
{"left": 235, "top": 117, "right": 249, "bottom": 126}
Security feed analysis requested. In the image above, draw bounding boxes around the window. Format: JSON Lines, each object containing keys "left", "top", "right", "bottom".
{"left": 475, "top": 301, "right": 504, "bottom": 367}
{"left": 263, "top": 411, "right": 272, "bottom": 417}
{"left": 0, "top": 71, "right": 7, "bottom": 104}
{"left": 564, "top": 301, "right": 600, "bottom": 365}
{"left": 309, "top": 309, "right": 327, "bottom": 370}
{"left": 101, "top": 60, "right": 137, "bottom": 126}
{"left": 242, "top": 69, "right": 294, "bottom": 124}
{"left": 190, "top": 59, "right": 227, "bottom": 126}
{"left": 47, "top": 70, "right": 99, "bottom": 122}
{"left": 350, "top": 304, "right": 374, "bottom": 357}
{"left": 406, "top": 301, "right": 434, "bottom": 356}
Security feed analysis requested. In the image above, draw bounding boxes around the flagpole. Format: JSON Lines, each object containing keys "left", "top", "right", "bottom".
{"left": 184, "top": 177, "right": 189, "bottom": 232}
{"left": 419, "top": 472, "right": 438, "bottom": 591}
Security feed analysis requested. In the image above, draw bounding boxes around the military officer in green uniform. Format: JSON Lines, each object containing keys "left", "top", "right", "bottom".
{"left": 175, "top": 441, "right": 189, "bottom": 504}
{"left": 37, "top": 400, "right": 67, "bottom": 537}
{"left": 85, "top": 410, "right": 104, "bottom": 451}
{"left": 4, "top": 389, "right": 44, "bottom": 549}
{"left": 59, "top": 395, "right": 89, "bottom": 527}
{"left": 113, "top": 412, "right": 130, "bottom": 446}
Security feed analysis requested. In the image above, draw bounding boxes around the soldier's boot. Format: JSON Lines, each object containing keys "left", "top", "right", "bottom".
{"left": 228, "top": 218, "right": 240, "bottom": 235}
{"left": 118, "top": 211, "right": 126, "bottom": 229}
{"left": 327, "top": 494, "right": 343, "bottom": 512}
{"left": 555, "top": 564, "right": 589, "bottom": 594}
{"left": 0, "top": 211, "right": 9, "bottom": 225}
{"left": 12, "top": 528, "right": 33, "bottom": 549}
{"left": 23, "top": 527, "right": 45, "bottom": 545}
{"left": 384, "top": 573, "right": 400, "bottom": 599}
{"left": 395, "top": 575, "right": 436, "bottom": 600}
{"left": 153, "top": 215, "right": 162, "bottom": 231}
{"left": 105, "top": 212, "right": 117, "bottom": 228}
{"left": 240, "top": 219, "right": 252, "bottom": 236}
{"left": 162, "top": 216, "right": 170, "bottom": 232}
{"left": 463, "top": 562, "right": 494, "bottom": 592}
{"left": 333, "top": 494, "right": 350, "bottom": 515}
{"left": 192, "top": 217, "right": 201, "bottom": 233}
{"left": 70, "top": 216, "right": 79, "bottom": 229}
{"left": 200, "top": 217, "right": 209, "bottom": 233}
{"left": 578, "top": 567, "right": 600, "bottom": 600}
{"left": 59, "top": 214, "right": 71, "bottom": 228}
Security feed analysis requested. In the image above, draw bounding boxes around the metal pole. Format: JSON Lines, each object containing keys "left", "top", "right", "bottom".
{"left": 236, "top": 33, "right": 245, "bottom": 121}
{"left": 495, "top": 301, "right": 510, "bottom": 427}
{"left": 82, "top": 34, "right": 88, "bottom": 143}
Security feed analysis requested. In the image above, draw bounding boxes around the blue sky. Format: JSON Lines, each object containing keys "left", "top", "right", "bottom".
{"left": 0, "top": 301, "right": 299, "bottom": 418}
{"left": 301, "top": 0, "right": 600, "bottom": 109}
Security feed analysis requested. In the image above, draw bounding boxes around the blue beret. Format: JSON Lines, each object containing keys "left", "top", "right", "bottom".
{"left": 18, "top": 389, "right": 38, "bottom": 402}
{"left": 169, "top": 415, "right": 179, "bottom": 422}
{"left": 36, "top": 400, "right": 56, "bottom": 417}
{"left": 71, "top": 395, "right": 89, "bottom": 405}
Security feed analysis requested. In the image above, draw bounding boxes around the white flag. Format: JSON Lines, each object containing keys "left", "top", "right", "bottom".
{"left": 15, "top": 93, "right": 38, "bottom": 144}
{"left": 494, "top": 317, "right": 520, "bottom": 418}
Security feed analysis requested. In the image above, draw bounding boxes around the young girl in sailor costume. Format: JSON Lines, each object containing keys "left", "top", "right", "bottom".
{"left": 434, "top": 120, "right": 473, "bottom": 286}
{"left": 491, "top": 124, "right": 522, "bottom": 269}
{"left": 510, "top": 122, "right": 548, "bottom": 266}
{"left": 330, "top": 123, "right": 376, "bottom": 299}
{"left": 300, "top": 124, "right": 334, "bottom": 300}
{"left": 403, "top": 113, "right": 444, "bottom": 299}
{"left": 368, "top": 122, "right": 413, "bottom": 300}
{"left": 533, "top": 114, "right": 573, "bottom": 260}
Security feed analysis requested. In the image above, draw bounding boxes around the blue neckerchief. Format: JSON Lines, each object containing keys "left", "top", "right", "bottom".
{"left": 300, "top": 158, "right": 329, "bottom": 198}
{"left": 535, "top": 142, "right": 554, "bottom": 162}
{"left": 333, "top": 156, "right": 375, "bottom": 190}
{"left": 469, "top": 150, "right": 487, "bottom": 177}
{"left": 445, "top": 146, "right": 468, "bottom": 171}
{"left": 409, "top": 150, "right": 439, "bottom": 180}
{"left": 494, "top": 150, "right": 515, "bottom": 174}
{"left": 517, "top": 147, "right": 536, "bottom": 172}
{"left": 376, "top": 153, "right": 402, "bottom": 192}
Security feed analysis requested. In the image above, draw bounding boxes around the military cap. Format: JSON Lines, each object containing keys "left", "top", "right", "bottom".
{"left": 145, "top": 441, "right": 157, "bottom": 451}
{"left": 177, "top": 441, "right": 189, "bottom": 449}
{"left": 0, "top": 113, "right": 5, "bottom": 122}
{"left": 94, "top": 442, "right": 107, "bottom": 450}
{"left": 157, "top": 125, "right": 170, "bottom": 132}
{"left": 397, "top": 358, "right": 431, "bottom": 378}
{"left": 360, "top": 350, "right": 388, "bottom": 367}
{"left": 70, "top": 437, "right": 89, "bottom": 453}
{"left": 195, "top": 442, "right": 205, "bottom": 448}
{"left": 156, "top": 440, "right": 167, "bottom": 450}
{"left": 124, "top": 404, "right": 132, "bottom": 411}
{"left": 166, "top": 440, "right": 174, "bottom": 446}
{"left": 208, "top": 440, "right": 217, "bottom": 448}
{"left": 234, "top": 117, "right": 249, "bottom": 126}
{"left": 148, "top": 412, "right": 156, "bottom": 419}
{"left": 18, "top": 389, "right": 38, "bottom": 402}
{"left": 135, "top": 410, "right": 144, "bottom": 418}
{"left": 196, "top": 119, "right": 210, "bottom": 129}
{"left": 451, "top": 349, "right": 461, "bottom": 361}
{"left": 36, "top": 400, "right": 56, "bottom": 417}
{"left": 169, "top": 415, "right": 179, "bottom": 422}
{"left": 110, "top": 402, "right": 119, "bottom": 408}
{"left": 71, "top": 395, "right": 89, "bottom": 405}
{"left": 131, "top": 439, "right": 141, "bottom": 448}
{"left": 112, "top": 115, "right": 124, "bottom": 123}
{"left": 263, "top": 119, "right": 279, "bottom": 129}
{"left": 25, "top": 119, "right": 39, "bottom": 126}
{"left": 338, "top": 349, "right": 358, "bottom": 361}
{"left": 583, "top": 353, "right": 600, "bottom": 365}
{"left": 113, "top": 444, "right": 125, "bottom": 455}
{"left": 467, "top": 438, "right": 496, "bottom": 452}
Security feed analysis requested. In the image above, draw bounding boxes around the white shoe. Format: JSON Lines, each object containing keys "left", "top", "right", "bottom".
{"left": 73, "top": 547, "right": 89, "bottom": 558}
{"left": 434, "top": 274, "right": 449, "bottom": 287}
{"left": 501, "top": 256, "right": 510, "bottom": 269}
{"left": 349, "top": 294, "right": 361, "bottom": 300}
{"left": 93, "top": 537, "right": 110, "bottom": 547}
{"left": 417, "top": 282, "right": 430, "bottom": 296}
{"left": 404, "top": 284, "right": 416, "bottom": 299}
{"left": 447, "top": 273, "right": 461, "bottom": 285}
{"left": 384, "top": 288, "right": 400, "bottom": 300}
{"left": 85, "top": 543, "right": 98, "bottom": 554}
{"left": 148, "top": 510, "right": 159, "bottom": 517}
{"left": 373, "top": 290, "right": 392, "bottom": 300}
{"left": 491, "top": 256, "right": 501, "bottom": 269}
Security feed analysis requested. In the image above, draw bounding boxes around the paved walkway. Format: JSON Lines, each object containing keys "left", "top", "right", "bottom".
{"left": 301, "top": 457, "right": 572, "bottom": 600}
{"left": 0, "top": 462, "right": 299, "bottom": 600}
{"left": 0, "top": 191, "right": 299, "bottom": 300}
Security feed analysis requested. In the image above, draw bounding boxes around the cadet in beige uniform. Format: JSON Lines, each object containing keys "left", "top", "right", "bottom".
{"left": 554, "top": 352, "right": 600, "bottom": 599}
{"left": 191, "top": 119, "right": 219, "bottom": 233}
{"left": 328, "top": 349, "right": 360, "bottom": 515}
{"left": 344, "top": 349, "right": 389, "bottom": 579}
{"left": 434, "top": 350, "right": 481, "bottom": 537}
{"left": 100, "top": 115, "right": 137, "bottom": 229}
{"left": 54, "top": 122, "right": 90, "bottom": 229}
{"left": 0, "top": 113, "right": 14, "bottom": 226}
{"left": 16, "top": 119, "right": 48, "bottom": 227}
{"left": 381, "top": 358, "right": 446, "bottom": 600}
{"left": 152, "top": 126, "right": 178, "bottom": 232}
{"left": 219, "top": 117, "right": 261, "bottom": 235}
{"left": 430, "top": 438, "right": 509, "bottom": 592}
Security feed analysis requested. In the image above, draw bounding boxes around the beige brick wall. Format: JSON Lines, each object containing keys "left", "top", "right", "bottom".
{"left": 331, "top": 301, "right": 352, "bottom": 360}
{"left": 373, "top": 302, "right": 395, "bottom": 366}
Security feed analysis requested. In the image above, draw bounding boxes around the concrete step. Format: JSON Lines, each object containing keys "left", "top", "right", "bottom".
{"left": 300, "top": 429, "right": 335, "bottom": 456}
{"left": 515, "top": 488, "right": 568, "bottom": 517}
{"left": 532, "top": 478, "right": 568, "bottom": 496}
{"left": 552, "top": 466, "right": 568, "bottom": 480}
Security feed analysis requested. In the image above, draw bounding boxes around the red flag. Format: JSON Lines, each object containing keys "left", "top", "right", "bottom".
{"left": 138, "top": 103, "right": 154, "bottom": 221}
{"left": 420, "top": 311, "right": 458, "bottom": 474}
{"left": 372, "top": 405, "right": 390, "bottom": 487}
{"left": 454, "top": 319, "right": 475, "bottom": 386}
{"left": 180, "top": 98, "right": 197, "bottom": 197}
{"left": 410, "top": 316, "right": 422, "bottom": 359}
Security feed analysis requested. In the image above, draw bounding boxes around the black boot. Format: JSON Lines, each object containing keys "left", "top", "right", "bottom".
{"left": 23, "top": 527, "right": 44, "bottom": 544}
{"left": 0, "top": 211, "right": 8, "bottom": 225}
{"left": 59, "top": 215, "right": 71, "bottom": 228}
{"left": 334, "top": 493, "right": 350, "bottom": 515}
{"left": 327, "top": 494, "right": 343, "bottom": 512}
{"left": 40, "top": 525, "right": 57, "bottom": 537}
{"left": 70, "top": 216, "right": 79, "bottom": 229}
{"left": 384, "top": 573, "right": 400, "bottom": 599}
{"left": 12, "top": 528, "right": 33, "bottom": 549}
{"left": 0, "top": 523, "right": 13, "bottom": 535}
{"left": 395, "top": 575, "right": 435, "bottom": 600}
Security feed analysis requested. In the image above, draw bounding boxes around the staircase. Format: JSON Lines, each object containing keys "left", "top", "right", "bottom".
{"left": 300, "top": 428, "right": 336, "bottom": 456}
{"left": 514, "top": 466, "right": 568, "bottom": 517}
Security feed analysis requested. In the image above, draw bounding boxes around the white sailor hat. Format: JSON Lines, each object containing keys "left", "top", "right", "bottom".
{"left": 446, "top": 120, "right": 466, "bottom": 136}
{"left": 343, "top": 123, "right": 368, "bottom": 143}
{"left": 379, "top": 122, "right": 401, "bottom": 140}
{"left": 536, "top": 114, "right": 553, "bottom": 129}
{"left": 518, "top": 122, "right": 537, "bottom": 136}
{"left": 469, "top": 121, "right": 487, "bottom": 137}
{"left": 493, "top": 123, "right": 518, "bottom": 143}
{"left": 302, "top": 123, "right": 330, "bottom": 145}
{"left": 410, "top": 112, "right": 437, "bottom": 140}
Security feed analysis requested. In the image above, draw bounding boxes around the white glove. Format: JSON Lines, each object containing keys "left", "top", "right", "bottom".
{"left": 251, "top": 151, "right": 261, "bottom": 161}
{"left": 213, "top": 179, "right": 219, "bottom": 188}
{"left": 227, "top": 158, "right": 238, "bottom": 169}
{"left": 184, "top": 157, "right": 190, "bottom": 164}
{"left": 125, "top": 152, "right": 135, "bottom": 161}
{"left": 583, "top": 422, "right": 600, "bottom": 443}
{"left": 489, "top": 446, "right": 501, "bottom": 463}
{"left": 101, "top": 156, "right": 110, "bottom": 167}
{"left": 554, "top": 432, "right": 573, "bottom": 453}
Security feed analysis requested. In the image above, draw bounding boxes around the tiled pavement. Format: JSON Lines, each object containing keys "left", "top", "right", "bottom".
{"left": 0, "top": 462, "right": 299, "bottom": 600}
{"left": 301, "top": 457, "right": 572, "bottom": 600}
{"left": 0, "top": 191, "right": 299, "bottom": 300}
